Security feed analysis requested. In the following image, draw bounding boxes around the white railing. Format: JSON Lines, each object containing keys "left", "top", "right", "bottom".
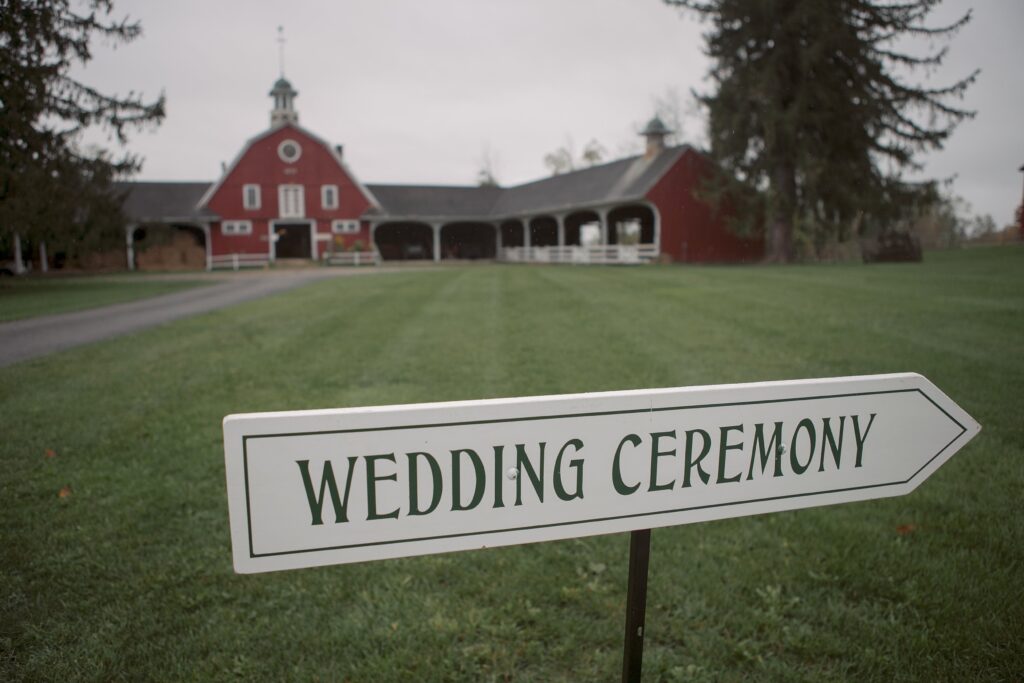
{"left": 210, "top": 253, "right": 270, "bottom": 271}
{"left": 499, "top": 244, "right": 659, "bottom": 265}
{"left": 325, "top": 251, "right": 380, "bottom": 267}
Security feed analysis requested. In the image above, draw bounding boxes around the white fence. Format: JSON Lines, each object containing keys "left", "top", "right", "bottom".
{"left": 210, "top": 253, "right": 270, "bottom": 271}
{"left": 499, "top": 244, "right": 659, "bottom": 265}
{"left": 325, "top": 251, "right": 380, "bottom": 267}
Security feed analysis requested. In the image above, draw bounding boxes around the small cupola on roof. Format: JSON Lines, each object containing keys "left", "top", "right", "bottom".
{"left": 269, "top": 77, "right": 298, "bottom": 127}
{"left": 640, "top": 116, "right": 672, "bottom": 159}
{"left": 268, "top": 27, "right": 298, "bottom": 127}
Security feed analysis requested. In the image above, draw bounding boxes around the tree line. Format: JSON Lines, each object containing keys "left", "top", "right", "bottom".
{"left": 0, "top": 0, "right": 164, "bottom": 267}
{"left": 532, "top": 1, "right": 979, "bottom": 262}
{"left": 3, "top": 1, "right": 983, "bottom": 268}
{"left": 668, "top": 0, "right": 977, "bottom": 262}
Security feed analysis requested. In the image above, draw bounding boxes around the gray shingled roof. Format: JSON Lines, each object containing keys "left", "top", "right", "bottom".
{"left": 115, "top": 146, "right": 689, "bottom": 224}
{"left": 491, "top": 147, "right": 685, "bottom": 216}
{"left": 368, "top": 147, "right": 687, "bottom": 220}
{"left": 115, "top": 181, "right": 216, "bottom": 223}
{"left": 364, "top": 184, "right": 503, "bottom": 219}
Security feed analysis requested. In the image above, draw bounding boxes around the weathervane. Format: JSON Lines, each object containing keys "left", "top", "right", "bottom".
{"left": 277, "top": 26, "right": 286, "bottom": 77}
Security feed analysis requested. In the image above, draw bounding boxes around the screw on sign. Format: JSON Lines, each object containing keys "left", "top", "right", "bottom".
{"left": 222, "top": 373, "right": 979, "bottom": 681}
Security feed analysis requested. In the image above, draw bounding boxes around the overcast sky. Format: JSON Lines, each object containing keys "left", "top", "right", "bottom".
{"left": 76, "top": 0, "right": 1023, "bottom": 226}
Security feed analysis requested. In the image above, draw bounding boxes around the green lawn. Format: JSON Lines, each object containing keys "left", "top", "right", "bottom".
{"left": 2, "top": 246, "right": 1021, "bottom": 681}
{"left": 0, "top": 276, "right": 210, "bottom": 322}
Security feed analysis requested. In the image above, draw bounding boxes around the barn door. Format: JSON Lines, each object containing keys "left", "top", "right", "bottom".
{"left": 275, "top": 223, "right": 312, "bottom": 259}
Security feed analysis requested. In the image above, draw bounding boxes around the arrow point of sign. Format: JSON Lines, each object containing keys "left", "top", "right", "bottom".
{"left": 896, "top": 372, "right": 981, "bottom": 493}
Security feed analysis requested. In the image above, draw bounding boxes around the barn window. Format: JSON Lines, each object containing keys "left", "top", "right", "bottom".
{"left": 332, "top": 220, "right": 359, "bottom": 234}
{"left": 243, "top": 184, "right": 261, "bottom": 210}
{"left": 321, "top": 185, "right": 339, "bottom": 210}
{"left": 278, "top": 184, "right": 305, "bottom": 218}
{"left": 222, "top": 220, "right": 253, "bottom": 236}
{"left": 277, "top": 139, "right": 302, "bottom": 163}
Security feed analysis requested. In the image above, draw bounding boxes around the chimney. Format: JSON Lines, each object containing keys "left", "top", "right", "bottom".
{"left": 639, "top": 116, "right": 672, "bottom": 159}
{"left": 335, "top": 144, "right": 344, "bottom": 158}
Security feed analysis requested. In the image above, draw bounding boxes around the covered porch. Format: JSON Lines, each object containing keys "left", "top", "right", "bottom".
{"left": 369, "top": 202, "right": 659, "bottom": 265}
{"left": 371, "top": 219, "right": 498, "bottom": 262}
{"left": 495, "top": 202, "right": 660, "bottom": 264}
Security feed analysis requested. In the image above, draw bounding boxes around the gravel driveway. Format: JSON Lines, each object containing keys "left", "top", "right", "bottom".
{"left": 0, "top": 268, "right": 403, "bottom": 368}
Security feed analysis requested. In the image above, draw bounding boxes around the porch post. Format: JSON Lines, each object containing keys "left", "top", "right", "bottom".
{"left": 524, "top": 218, "right": 531, "bottom": 249}
{"left": 432, "top": 222, "right": 442, "bottom": 263}
{"left": 202, "top": 223, "right": 212, "bottom": 271}
{"left": 649, "top": 203, "right": 662, "bottom": 252}
{"left": 598, "top": 207, "right": 610, "bottom": 245}
{"left": 13, "top": 233, "right": 25, "bottom": 274}
{"left": 39, "top": 241, "right": 48, "bottom": 273}
{"left": 557, "top": 214, "right": 565, "bottom": 247}
{"left": 125, "top": 225, "right": 135, "bottom": 271}
{"left": 495, "top": 223, "right": 503, "bottom": 256}
{"left": 268, "top": 221, "right": 276, "bottom": 263}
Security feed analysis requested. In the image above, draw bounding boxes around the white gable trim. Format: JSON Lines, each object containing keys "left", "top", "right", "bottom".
{"left": 195, "top": 122, "right": 382, "bottom": 212}
{"left": 328, "top": 148, "right": 382, "bottom": 212}
{"left": 294, "top": 124, "right": 382, "bottom": 211}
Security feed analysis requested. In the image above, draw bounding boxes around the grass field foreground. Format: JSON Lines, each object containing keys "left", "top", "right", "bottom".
{"left": 1, "top": 247, "right": 1022, "bottom": 681}
{"left": 0, "top": 276, "right": 210, "bottom": 322}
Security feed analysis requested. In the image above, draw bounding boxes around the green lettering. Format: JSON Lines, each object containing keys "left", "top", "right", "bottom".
{"left": 406, "top": 452, "right": 442, "bottom": 516}
{"left": 717, "top": 424, "right": 744, "bottom": 484}
{"left": 492, "top": 445, "right": 505, "bottom": 509}
{"left": 451, "top": 449, "right": 485, "bottom": 512}
{"left": 296, "top": 457, "right": 358, "bottom": 525}
{"left": 852, "top": 413, "right": 877, "bottom": 467}
{"left": 790, "top": 419, "right": 816, "bottom": 474}
{"left": 515, "top": 442, "right": 546, "bottom": 506}
{"left": 612, "top": 434, "right": 642, "bottom": 496}
{"left": 818, "top": 417, "right": 846, "bottom": 471}
{"left": 365, "top": 453, "right": 400, "bottom": 520}
{"left": 553, "top": 439, "right": 585, "bottom": 501}
{"left": 649, "top": 431, "right": 677, "bottom": 492}
{"left": 748, "top": 421, "right": 784, "bottom": 479}
{"left": 682, "top": 429, "right": 712, "bottom": 487}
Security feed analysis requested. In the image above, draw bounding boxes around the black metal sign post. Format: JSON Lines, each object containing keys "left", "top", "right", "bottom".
{"left": 621, "top": 529, "right": 652, "bottom": 683}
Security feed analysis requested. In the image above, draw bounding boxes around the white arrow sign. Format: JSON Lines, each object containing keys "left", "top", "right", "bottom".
{"left": 223, "top": 373, "right": 979, "bottom": 574}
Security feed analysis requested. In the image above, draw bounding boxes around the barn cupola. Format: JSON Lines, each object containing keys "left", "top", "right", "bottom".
{"left": 640, "top": 116, "right": 672, "bottom": 159}
{"left": 269, "top": 77, "right": 298, "bottom": 127}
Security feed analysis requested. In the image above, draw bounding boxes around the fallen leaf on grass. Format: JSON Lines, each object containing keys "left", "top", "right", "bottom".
{"left": 896, "top": 523, "right": 917, "bottom": 535}
{"left": 44, "top": 449, "right": 57, "bottom": 459}
{"left": 58, "top": 484, "right": 72, "bottom": 499}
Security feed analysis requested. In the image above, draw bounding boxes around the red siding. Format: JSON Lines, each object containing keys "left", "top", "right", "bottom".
{"left": 646, "top": 149, "right": 762, "bottom": 263}
{"left": 205, "top": 125, "right": 374, "bottom": 258}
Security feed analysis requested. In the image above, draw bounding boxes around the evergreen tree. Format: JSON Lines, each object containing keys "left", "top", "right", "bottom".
{"left": 0, "top": 0, "right": 164, "bottom": 258}
{"left": 665, "top": 0, "right": 977, "bottom": 261}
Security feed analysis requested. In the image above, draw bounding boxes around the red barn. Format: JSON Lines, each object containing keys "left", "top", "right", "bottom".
{"left": 120, "top": 77, "right": 762, "bottom": 269}
{"left": 1018, "top": 164, "right": 1024, "bottom": 241}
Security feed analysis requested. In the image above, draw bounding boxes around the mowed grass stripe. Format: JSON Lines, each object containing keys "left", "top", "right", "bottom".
{"left": 350, "top": 268, "right": 508, "bottom": 404}
{"left": 1, "top": 249, "right": 1022, "bottom": 681}
{"left": 534, "top": 265, "right": 844, "bottom": 385}
{"left": 605, "top": 258, "right": 1021, "bottom": 410}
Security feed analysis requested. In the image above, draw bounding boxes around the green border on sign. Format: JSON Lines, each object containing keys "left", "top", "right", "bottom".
{"left": 241, "top": 388, "right": 967, "bottom": 559}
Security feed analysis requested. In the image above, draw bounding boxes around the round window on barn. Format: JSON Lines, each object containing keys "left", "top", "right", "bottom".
{"left": 278, "top": 139, "right": 302, "bottom": 164}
